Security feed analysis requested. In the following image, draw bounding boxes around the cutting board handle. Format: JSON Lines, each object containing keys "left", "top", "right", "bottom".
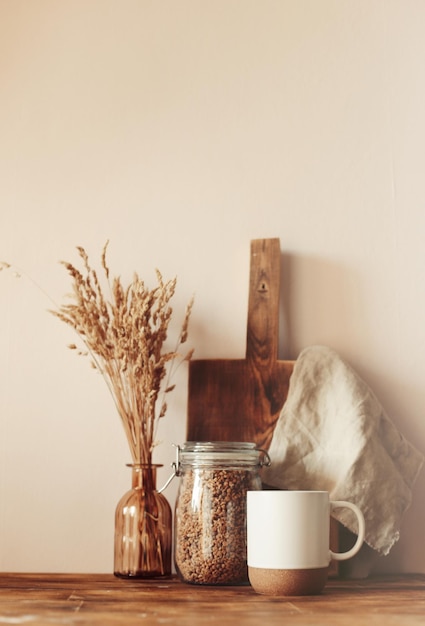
{"left": 246, "top": 238, "right": 281, "bottom": 366}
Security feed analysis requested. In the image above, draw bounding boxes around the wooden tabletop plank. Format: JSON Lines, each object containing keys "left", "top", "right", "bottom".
{"left": 0, "top": 574, "right": 424, "bottom": 626}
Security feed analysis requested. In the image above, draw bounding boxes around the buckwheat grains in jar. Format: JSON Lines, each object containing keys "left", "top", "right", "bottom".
{"left": 174, "top": 442, "right": 269, "bottom": 585}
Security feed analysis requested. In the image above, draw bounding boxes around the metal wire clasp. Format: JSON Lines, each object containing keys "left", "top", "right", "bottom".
{"left": 258, "top": 448, "right": 271, "bottom": 467}
{"left": 156, "top": 444, "right": 181, "bottom": 494}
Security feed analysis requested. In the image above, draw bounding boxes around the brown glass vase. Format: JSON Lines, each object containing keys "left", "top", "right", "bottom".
{"left": 114, "top": 464, "right": 172, "bottom": 578}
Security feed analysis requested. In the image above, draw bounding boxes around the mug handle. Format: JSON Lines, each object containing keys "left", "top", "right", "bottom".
{"left": 329, "top": 500, "right": 366, "bottom": 561}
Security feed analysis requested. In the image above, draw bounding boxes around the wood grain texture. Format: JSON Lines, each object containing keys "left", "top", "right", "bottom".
{"left": 187, "top": 239, "right": 294, "bottom": 449}
{"left": 0, "top": 574, "right": 424, "bottom": 626}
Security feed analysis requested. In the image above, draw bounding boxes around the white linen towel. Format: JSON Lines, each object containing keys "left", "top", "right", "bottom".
{"left": 262, "top": 345, "right": 424, "bottom": 555}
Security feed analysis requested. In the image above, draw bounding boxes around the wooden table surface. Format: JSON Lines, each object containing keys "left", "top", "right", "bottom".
{"left": 0, "top": 573, "right": 424, "bottom": 625}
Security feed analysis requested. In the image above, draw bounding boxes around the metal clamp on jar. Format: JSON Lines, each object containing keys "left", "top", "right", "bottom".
{"left": 174, "top": 441, "right": 271, "bottom": 585}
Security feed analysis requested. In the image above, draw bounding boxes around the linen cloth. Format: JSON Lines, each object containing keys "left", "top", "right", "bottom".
{"left": 262, "top": 345, "right": 424, "bottom": 555}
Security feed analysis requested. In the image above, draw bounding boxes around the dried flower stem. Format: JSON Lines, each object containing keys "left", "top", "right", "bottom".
{"left": 50, "top": 243, "right": 193, "bottom": 465}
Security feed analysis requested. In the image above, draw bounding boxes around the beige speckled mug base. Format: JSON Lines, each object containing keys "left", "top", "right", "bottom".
{"left": 248, "top": 565, "right": 329, "bottom": 596}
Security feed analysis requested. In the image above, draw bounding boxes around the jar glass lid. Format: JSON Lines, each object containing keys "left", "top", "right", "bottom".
{"left": 176, "top": 441, "right": 270, "bottom": 468}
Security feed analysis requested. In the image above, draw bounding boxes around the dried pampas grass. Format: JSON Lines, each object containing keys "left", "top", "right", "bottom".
{"left": 51, "top": 242, "right": 193, "bottom": 465}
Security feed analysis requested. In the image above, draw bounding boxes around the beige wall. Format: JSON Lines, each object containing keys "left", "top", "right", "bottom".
{"left": 1, "top": 0, "right": 424, "bottom": 574}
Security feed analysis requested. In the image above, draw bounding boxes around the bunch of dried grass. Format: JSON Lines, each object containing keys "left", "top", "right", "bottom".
{"left": 51, "top": 242, "right": 193, "bottom": 466}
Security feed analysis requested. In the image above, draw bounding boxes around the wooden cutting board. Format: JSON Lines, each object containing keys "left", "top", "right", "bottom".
{"left": 186, "top": 238, "right": 294, "bottom": 449}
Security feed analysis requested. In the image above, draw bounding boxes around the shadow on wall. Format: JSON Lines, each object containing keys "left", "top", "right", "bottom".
{"left": 279, "top": 252, "right": 364, "bottom": 360}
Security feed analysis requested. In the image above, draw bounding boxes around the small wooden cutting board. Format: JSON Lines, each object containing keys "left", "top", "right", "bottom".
{"left": 186, "top": 238, "right": 294, "bottom": 449}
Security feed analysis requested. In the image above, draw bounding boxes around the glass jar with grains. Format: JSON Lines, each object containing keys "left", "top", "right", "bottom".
{"left": 174, "top": 441, "right": 271, "bottom": 585}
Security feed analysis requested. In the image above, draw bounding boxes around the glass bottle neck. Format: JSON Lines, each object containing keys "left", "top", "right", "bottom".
{"left": 128, "top": 464, "right": 161, "bottom": 491}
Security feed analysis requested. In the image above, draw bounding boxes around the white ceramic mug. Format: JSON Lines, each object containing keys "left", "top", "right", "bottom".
{"left": 247, "top": 490, "right": 365, "bottom": 596}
